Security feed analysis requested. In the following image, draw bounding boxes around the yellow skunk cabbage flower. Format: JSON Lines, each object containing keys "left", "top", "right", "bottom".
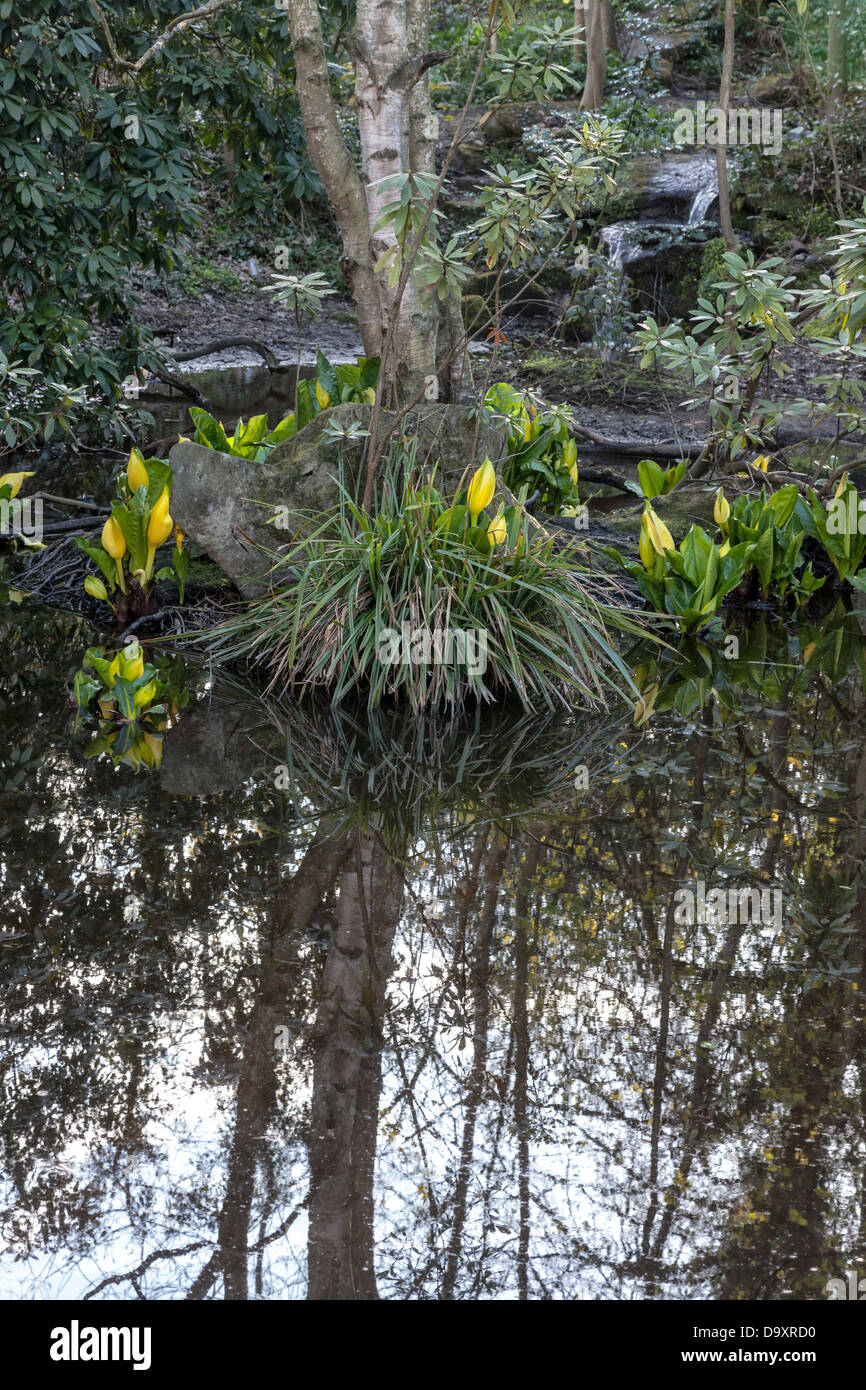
{"left": 102, "top": 515, "right": 126, "bottom": 559}
{"left": 84, "top": 575, "right": 108, "bottom": 602}
{"left": 102, "top": 514, "right": 127, "bottom": 591}
{"left": 0, "top": 471, "right": 34, "bottom": 498}
{"left": 643, "top": 506, "right": 674, "bottom": 556}
{"left": 467, "top": 458, "right": 496, "bottom": 520}
{"left": 315, "top": 380, "right": 331, "bottom": 409}
{"left": 719, "top": 538, "right": 731, "bottom": 557}
{"left": 487, "top": 514, "right": 507, "bottom": 547}
{"left": 522, "top": 413, "right": 532, "bottom": 443}
{"left": 713, "top": 487, "right": 730, "bottom": 530}
{"left": 118, "top": 640, "right": 144, "bottom": 683}
{"left": 563, "top": 438, "right": 578, "bottom": 486}
{"left": 363, "top": 387, "right": 376, "bottom": 405}
{"left": 638, "top": 524, "right": 656, "bottom": 572}
{"left": 127, "top": 448, "right": 149, "bottom": 493}
{"left": 174, "top": 526, "right": 185, "bottom": 548}
{"left": 753, "top": 454, "right": 770, "bottom": 473}
{"left": 834, "top": 472, "right": 850, "bottom": 499}
{"left": 147, "top": 488, "right": 173, "bottom": 549}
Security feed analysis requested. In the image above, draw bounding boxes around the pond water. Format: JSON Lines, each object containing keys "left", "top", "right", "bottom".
{"left": 2, "top": 601, "right": 865, "bottom": 1300}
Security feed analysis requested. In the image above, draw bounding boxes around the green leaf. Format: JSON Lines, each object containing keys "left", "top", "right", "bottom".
{"left": 76, "top": 537, "right": 116, "bottom": 589}
{"left": 748, "top": 526, "right": 774, "bottom": 592}
{"left": 316, "top": 347, "right": 339, "bottom": 404}
{"left": 265, "top": 413, "right": 296, "bottom": 447}
{"left": 111, "top": 502, "right": 148, "bottom": 575}
{"left": 189, "top": 407, "right": 231, "bottom": 453}
{"left": 637, "top": 459, "right": 666, "bottom": 500}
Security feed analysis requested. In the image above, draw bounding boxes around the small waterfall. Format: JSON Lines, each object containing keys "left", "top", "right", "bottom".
{"left": 687, "top": 180, "right": 720, "bottom": 226}
{"left": 594, "top": 154, "right": 721, "bottom": 325}
{"left": 600, "top": 223, "right": 636, "bottom": 270}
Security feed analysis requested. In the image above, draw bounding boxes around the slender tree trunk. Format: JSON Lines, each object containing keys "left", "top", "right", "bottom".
{"left": 283, "top": 0, "right": 382, "bottom": 357}
{"left": 285, "top": 0, "right": 449, "bottom": 402}
{"left": 352, "top": 0, "right": 438, "bottom": 402}
{"left": 601, "top": 0, "right": 619, "bottom": 54}
{"left": 827, "top": 0, "right": 848, "bottom": 101}
{"left": 580, "top": 0, "right": 608, "bottom": 109}
{"left": 716, "top": 0, "right": 740, "bottom": 251}
{"left": 406, "top": 0, "right": 463, "bottom": 399}
{"left": 574, "top": 0, "right": 586, "bottom": 62}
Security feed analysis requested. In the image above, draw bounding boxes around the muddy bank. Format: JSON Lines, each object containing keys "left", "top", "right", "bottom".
{"left": 118, "top": 267, "right": 365, "bottom": 370}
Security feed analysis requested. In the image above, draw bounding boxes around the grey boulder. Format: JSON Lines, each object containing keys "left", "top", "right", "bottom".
{"left": 169, "top": 402, "right": 509, "bottom": 598}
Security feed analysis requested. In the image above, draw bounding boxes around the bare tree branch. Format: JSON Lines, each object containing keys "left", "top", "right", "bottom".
{"left": 90, "top": 0, "right": 243, "bottom": 75}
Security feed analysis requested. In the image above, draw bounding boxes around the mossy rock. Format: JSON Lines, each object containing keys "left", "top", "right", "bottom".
{"left": 170, "top": 403, "right": 510, "bottom": 598}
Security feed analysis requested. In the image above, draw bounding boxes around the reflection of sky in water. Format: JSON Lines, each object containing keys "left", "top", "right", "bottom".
{"left": 1, "top": 610, "right": 865, "bottom": 1299}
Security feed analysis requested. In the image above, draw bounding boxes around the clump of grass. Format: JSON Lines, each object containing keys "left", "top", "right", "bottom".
{"left": 204, "top": 447, "right": 647, "bottom": 713}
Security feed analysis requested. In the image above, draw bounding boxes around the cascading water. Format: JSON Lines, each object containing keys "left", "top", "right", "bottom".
{"left": 687, "top": 179, "right": 721, "bottom": 227}
{"left": 596, "top": 153, "right": 721, "bottom": 332}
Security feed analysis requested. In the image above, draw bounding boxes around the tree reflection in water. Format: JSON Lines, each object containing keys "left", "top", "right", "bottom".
{"left": 1, "top": 608, "right": 865, "bottom": 1300}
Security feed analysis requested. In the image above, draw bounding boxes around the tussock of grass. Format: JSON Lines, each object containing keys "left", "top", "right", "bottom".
{"left": 204, "top": 450, "right": 647, "bottom": 713}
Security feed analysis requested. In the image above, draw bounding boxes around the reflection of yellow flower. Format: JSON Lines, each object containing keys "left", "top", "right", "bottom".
{"left": 119, "top": 640, "right": 144, "bottom": 682}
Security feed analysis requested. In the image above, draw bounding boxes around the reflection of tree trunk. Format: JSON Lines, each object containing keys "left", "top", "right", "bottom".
{"left": 307, "top": 829, "right": 405, "bottom": 1300}
{"left": 452, "top": 829, "right": 488, "bottom": 991}
{"left": 648, "top": 707, "right": 790, "bottom": 1275}
{"left": 187, "top": 818, "right": 353, "bottom": 1301}
{"left": 716, "top": 982, "right": 845, "bottom": 1299}
{"left": 513, "top": 840, "right": 541, "bottom": 1300}
{"left": 845, "top": 737, "right": 866, "bottom": 1258}
{"left": 641, "top": 727, "right": 710, "bottom": 1282}
{"left": 441, "top": 831, "right": 509, "bottom": 1299}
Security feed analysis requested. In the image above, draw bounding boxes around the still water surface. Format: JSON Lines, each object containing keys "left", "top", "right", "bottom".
{"left": 1, "top": 604, "right": 865, "bottom": 1299}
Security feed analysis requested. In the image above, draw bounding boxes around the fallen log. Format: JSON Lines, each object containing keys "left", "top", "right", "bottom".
{"left": 172, "top": 337, "right": 280, "bottom": 369}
